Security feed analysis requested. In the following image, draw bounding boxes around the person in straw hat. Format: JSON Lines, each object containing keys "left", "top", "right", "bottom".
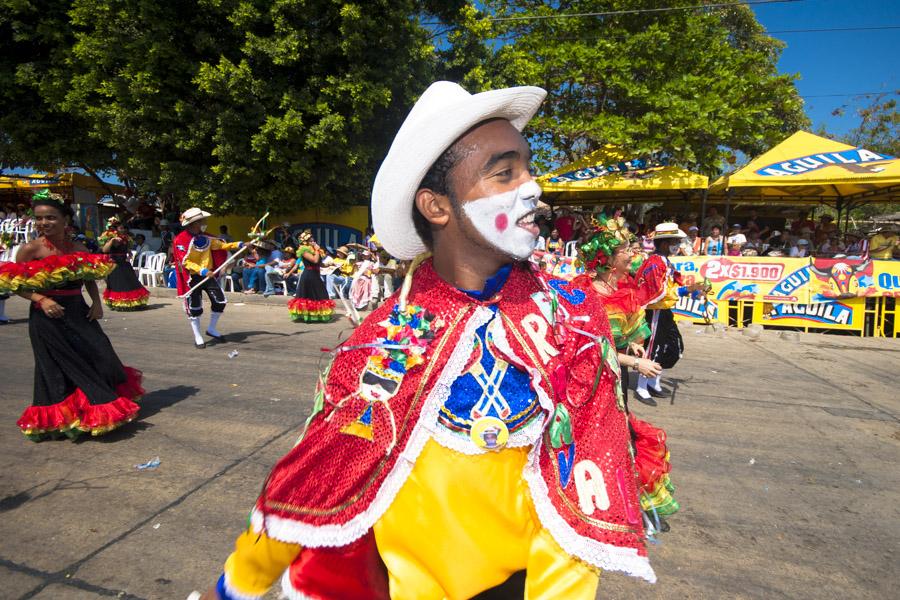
{"left": 172, "top": 208, "right": 243, "bottom": 348}
{"left": 634, "top": 223, "right": 707, "bottom": 404}
{"left": 193, "top": 82, "right": 655, "bottom": 600}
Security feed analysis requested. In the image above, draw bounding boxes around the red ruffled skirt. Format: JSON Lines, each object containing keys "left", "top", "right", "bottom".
{"left": 103, "top": 287, "right": 150, "bottom": 310}
{"left": 630, "top": 415, "right": 680, "bottom": 516}
{"left": 289, "top": 297, "right": 335, "bottom": 322}
{"left": 18, "top": 367, "right": 143, "bottom": 440}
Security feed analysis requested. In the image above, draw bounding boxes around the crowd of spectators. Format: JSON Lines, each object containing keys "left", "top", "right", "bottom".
{"left": 534, "top": 206, "right": 899, "bottom": 260}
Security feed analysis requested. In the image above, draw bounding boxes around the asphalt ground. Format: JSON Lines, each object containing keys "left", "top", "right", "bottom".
{"left": 0, "top": 288, "right": 897, "bottom": 600}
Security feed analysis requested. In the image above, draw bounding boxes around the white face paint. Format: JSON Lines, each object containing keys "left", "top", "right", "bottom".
{"left": 461, "top": 180, "right": 542, "bottom": 259}
{"left": 199, "top": 224, "right": 208, "bottom": 233}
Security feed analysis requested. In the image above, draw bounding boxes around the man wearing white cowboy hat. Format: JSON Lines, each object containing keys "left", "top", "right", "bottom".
{"left": 194, "top": 82, "right": 655, "bottom": 600}
{"left": 172, "top": 208, "right": 243, "bottom": 348}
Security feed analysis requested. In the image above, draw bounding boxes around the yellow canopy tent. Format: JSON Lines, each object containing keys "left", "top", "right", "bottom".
{"left": 0, "top": 172, "right": 124, "bottom": 204}
{"left": 709, "top": 131, "right": 900, "bottom": 226}
{"left": 537, "top": 146, "right": 708, "bottom": 207}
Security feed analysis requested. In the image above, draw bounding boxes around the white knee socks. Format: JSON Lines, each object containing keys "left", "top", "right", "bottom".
{"left": 189, "top": 316, "right": 204, "bottom": 345}
{"left": 207, "top": 311, "right": 222, "bottom": 337}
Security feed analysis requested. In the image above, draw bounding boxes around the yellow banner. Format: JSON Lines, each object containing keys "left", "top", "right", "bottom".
{"left": 872, "top": 260, "right": 900, "bottom": 298}
{"left": 751, "top": 297, "right": 865, "bottom": 331}
{"left": 809, "top": 258, "right": 900, "bottom": 301}
{"left": 669, "top": 256, "right": 811, "bottom": 304}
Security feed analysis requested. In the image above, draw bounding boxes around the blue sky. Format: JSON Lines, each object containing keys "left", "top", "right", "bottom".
{"left": 752, "top": 0, "right": 899, "bottom": 136}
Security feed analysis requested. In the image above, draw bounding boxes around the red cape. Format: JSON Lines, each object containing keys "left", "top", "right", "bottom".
{"left": 253, "top": 260, "right": 655, "bottom": 588}
{"left": 171, "top": 230, "right": 229, "bottom": 295}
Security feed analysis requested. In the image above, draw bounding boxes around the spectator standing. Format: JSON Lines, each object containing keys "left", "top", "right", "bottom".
{"left": 158, "top": 220, "right": 174, "bottom": 257}
{"left": 701, "top": 207, "right": 725, "bottom": 237}
{"left": 554, "top": 210, "right": 575, "bottom": 241}
{"left": 703, "top": 225, "right": 725, "bottom": 256}
{"left": 790, "top": 211, "right": 815, "bottom": 234}
{"left": 218, "top": 225, "right": 234, "bottom": 243}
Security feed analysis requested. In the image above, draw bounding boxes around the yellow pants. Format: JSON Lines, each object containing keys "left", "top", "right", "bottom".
{"left": 374, "top": 439, "right": 599, "bottom": 600}
{"left": 224, "top": 439, "right": 599, "bottom": 599}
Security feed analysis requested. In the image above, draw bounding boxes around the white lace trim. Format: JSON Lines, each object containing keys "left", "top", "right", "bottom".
{"left": 252, "top": 306, "right": 493, "bottom": 548}
{"left": 428, "top": 414, "right": 544, "bottom": 456}
{"left": 222, "top": 572, "right": 265, "bottom": 600}
{"left": 523, "top": 450, "right": 657, "bottom": 583}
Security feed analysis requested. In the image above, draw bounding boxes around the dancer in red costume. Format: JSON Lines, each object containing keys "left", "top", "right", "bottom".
{"left": 172, "top": 208, "right": 242, "bottom": 348}
{"left": 577, "top": 214, "right": 682, "bottom": 520}
{"left": 193, "top": 82, "right": 658, "bottom": 600}
{"left": 98, "top": 216, "right": 150, "bottom": 310}
{"left": 0, "top": 191, "right": 144, "bottom": 441}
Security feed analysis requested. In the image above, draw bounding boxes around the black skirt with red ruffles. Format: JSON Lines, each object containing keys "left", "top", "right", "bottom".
{"left": 103, "top": 253, "right": 149, "bottom": 310}
{"left": 17, "top": 282, "right": 143, "bottom": 440}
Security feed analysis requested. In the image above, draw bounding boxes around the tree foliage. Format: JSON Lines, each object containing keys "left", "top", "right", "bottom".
{"left": 458, "top": 0, "right": 809, "bottom": 175}
{"left": 1, "top": 0, "right": 812, "bottom": 212}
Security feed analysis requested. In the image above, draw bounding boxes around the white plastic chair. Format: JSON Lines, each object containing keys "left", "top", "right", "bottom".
{"left": 564, "top": 241, "right": 577, "bottom": 258}
{"left": 0, "top": 244, "right": 21, "bottom": 263}
{"left": 138, "top": 253, "right": 167, "bottom": 287}
{"left": 222, "top": 275, "right": 237, "bottom": 292}
{"left": 135, "top": 250, "right": 156, "bottom": 271}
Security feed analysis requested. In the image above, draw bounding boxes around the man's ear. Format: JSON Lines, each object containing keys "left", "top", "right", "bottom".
{"left": 414, "top": 189, "right": 452, "bottom": 228}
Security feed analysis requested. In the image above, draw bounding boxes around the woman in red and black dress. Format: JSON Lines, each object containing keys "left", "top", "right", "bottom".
{"left": 286, "top": 230, "right": 334, "bottom": 323}
{"left": 99, "top": 217, "right": 150, "bottom": 310}
{"left": 0, "top": 192, "right": 144, "bottom": 441}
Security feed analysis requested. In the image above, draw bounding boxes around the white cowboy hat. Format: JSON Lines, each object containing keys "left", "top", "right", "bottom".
{"left": 653, "top": 222, "right": 687, "bottom": 239}
{"left": 180, "top": 207, "right": 211, "bottom": 227}
{"left": 371, "top": 81, "right": 547, "bottom": 260}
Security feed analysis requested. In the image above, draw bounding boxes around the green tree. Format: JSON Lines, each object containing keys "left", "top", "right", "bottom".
{"left": 0, "top": 0, "right": 118, "bottom": 190}
{"left": 455, "top": 0, "right": 809, "bottom": 175}
{"left": 845, "top": 92, "right": 899, "bottom": 157}
{"left": 3, "top": 1, "right": 463, "bottom": 213}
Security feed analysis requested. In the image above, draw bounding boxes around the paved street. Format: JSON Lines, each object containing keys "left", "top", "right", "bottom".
{"left": 1, "top": 290, "right": 898, "bottom": 600}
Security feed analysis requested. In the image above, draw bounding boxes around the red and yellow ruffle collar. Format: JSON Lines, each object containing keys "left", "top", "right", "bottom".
{"left": 0, "top": 253, "right": 115, "bottom": 294}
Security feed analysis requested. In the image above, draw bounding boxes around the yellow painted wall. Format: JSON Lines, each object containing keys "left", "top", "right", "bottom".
{"left": 205, "top": 205, "right": 369, "bottom": 238}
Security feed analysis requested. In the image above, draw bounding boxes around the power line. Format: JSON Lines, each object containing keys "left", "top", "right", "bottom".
{"left": 800, "top": 91, "right": 897, "bottom": 98}
{"left": 768, "top": 25, "right": 900, "bottom": 34}
{"left": 488, "top": 23, "right": 900, "bottom": 44}
{"left": 422, "top": 0, "right": 803, "bottom": 26}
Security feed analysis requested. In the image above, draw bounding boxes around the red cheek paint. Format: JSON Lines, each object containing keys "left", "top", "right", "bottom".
{"left": 495, "top": 213, "right": 509, "bottom": 232}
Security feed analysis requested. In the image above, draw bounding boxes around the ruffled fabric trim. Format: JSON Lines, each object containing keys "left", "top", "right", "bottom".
{"left": 250, "top": 306, "right": 492, "bottom": 548}
{"left": 289, "top": 298, "right": 335, "bottom": 323}
{"left": 103, "top": 287, "right": 150, "bottom": 310}
{"left": 631, "top": 416, "right": 680, "bottom": 517}
{"left": 522, "top": 453, "right": 657, "bottom": 582}
{"left": 0, "top": 252, "right": 115, "bottom": 294}
{"left": 16, "top": 366, "right": 143, "bottom": 441}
